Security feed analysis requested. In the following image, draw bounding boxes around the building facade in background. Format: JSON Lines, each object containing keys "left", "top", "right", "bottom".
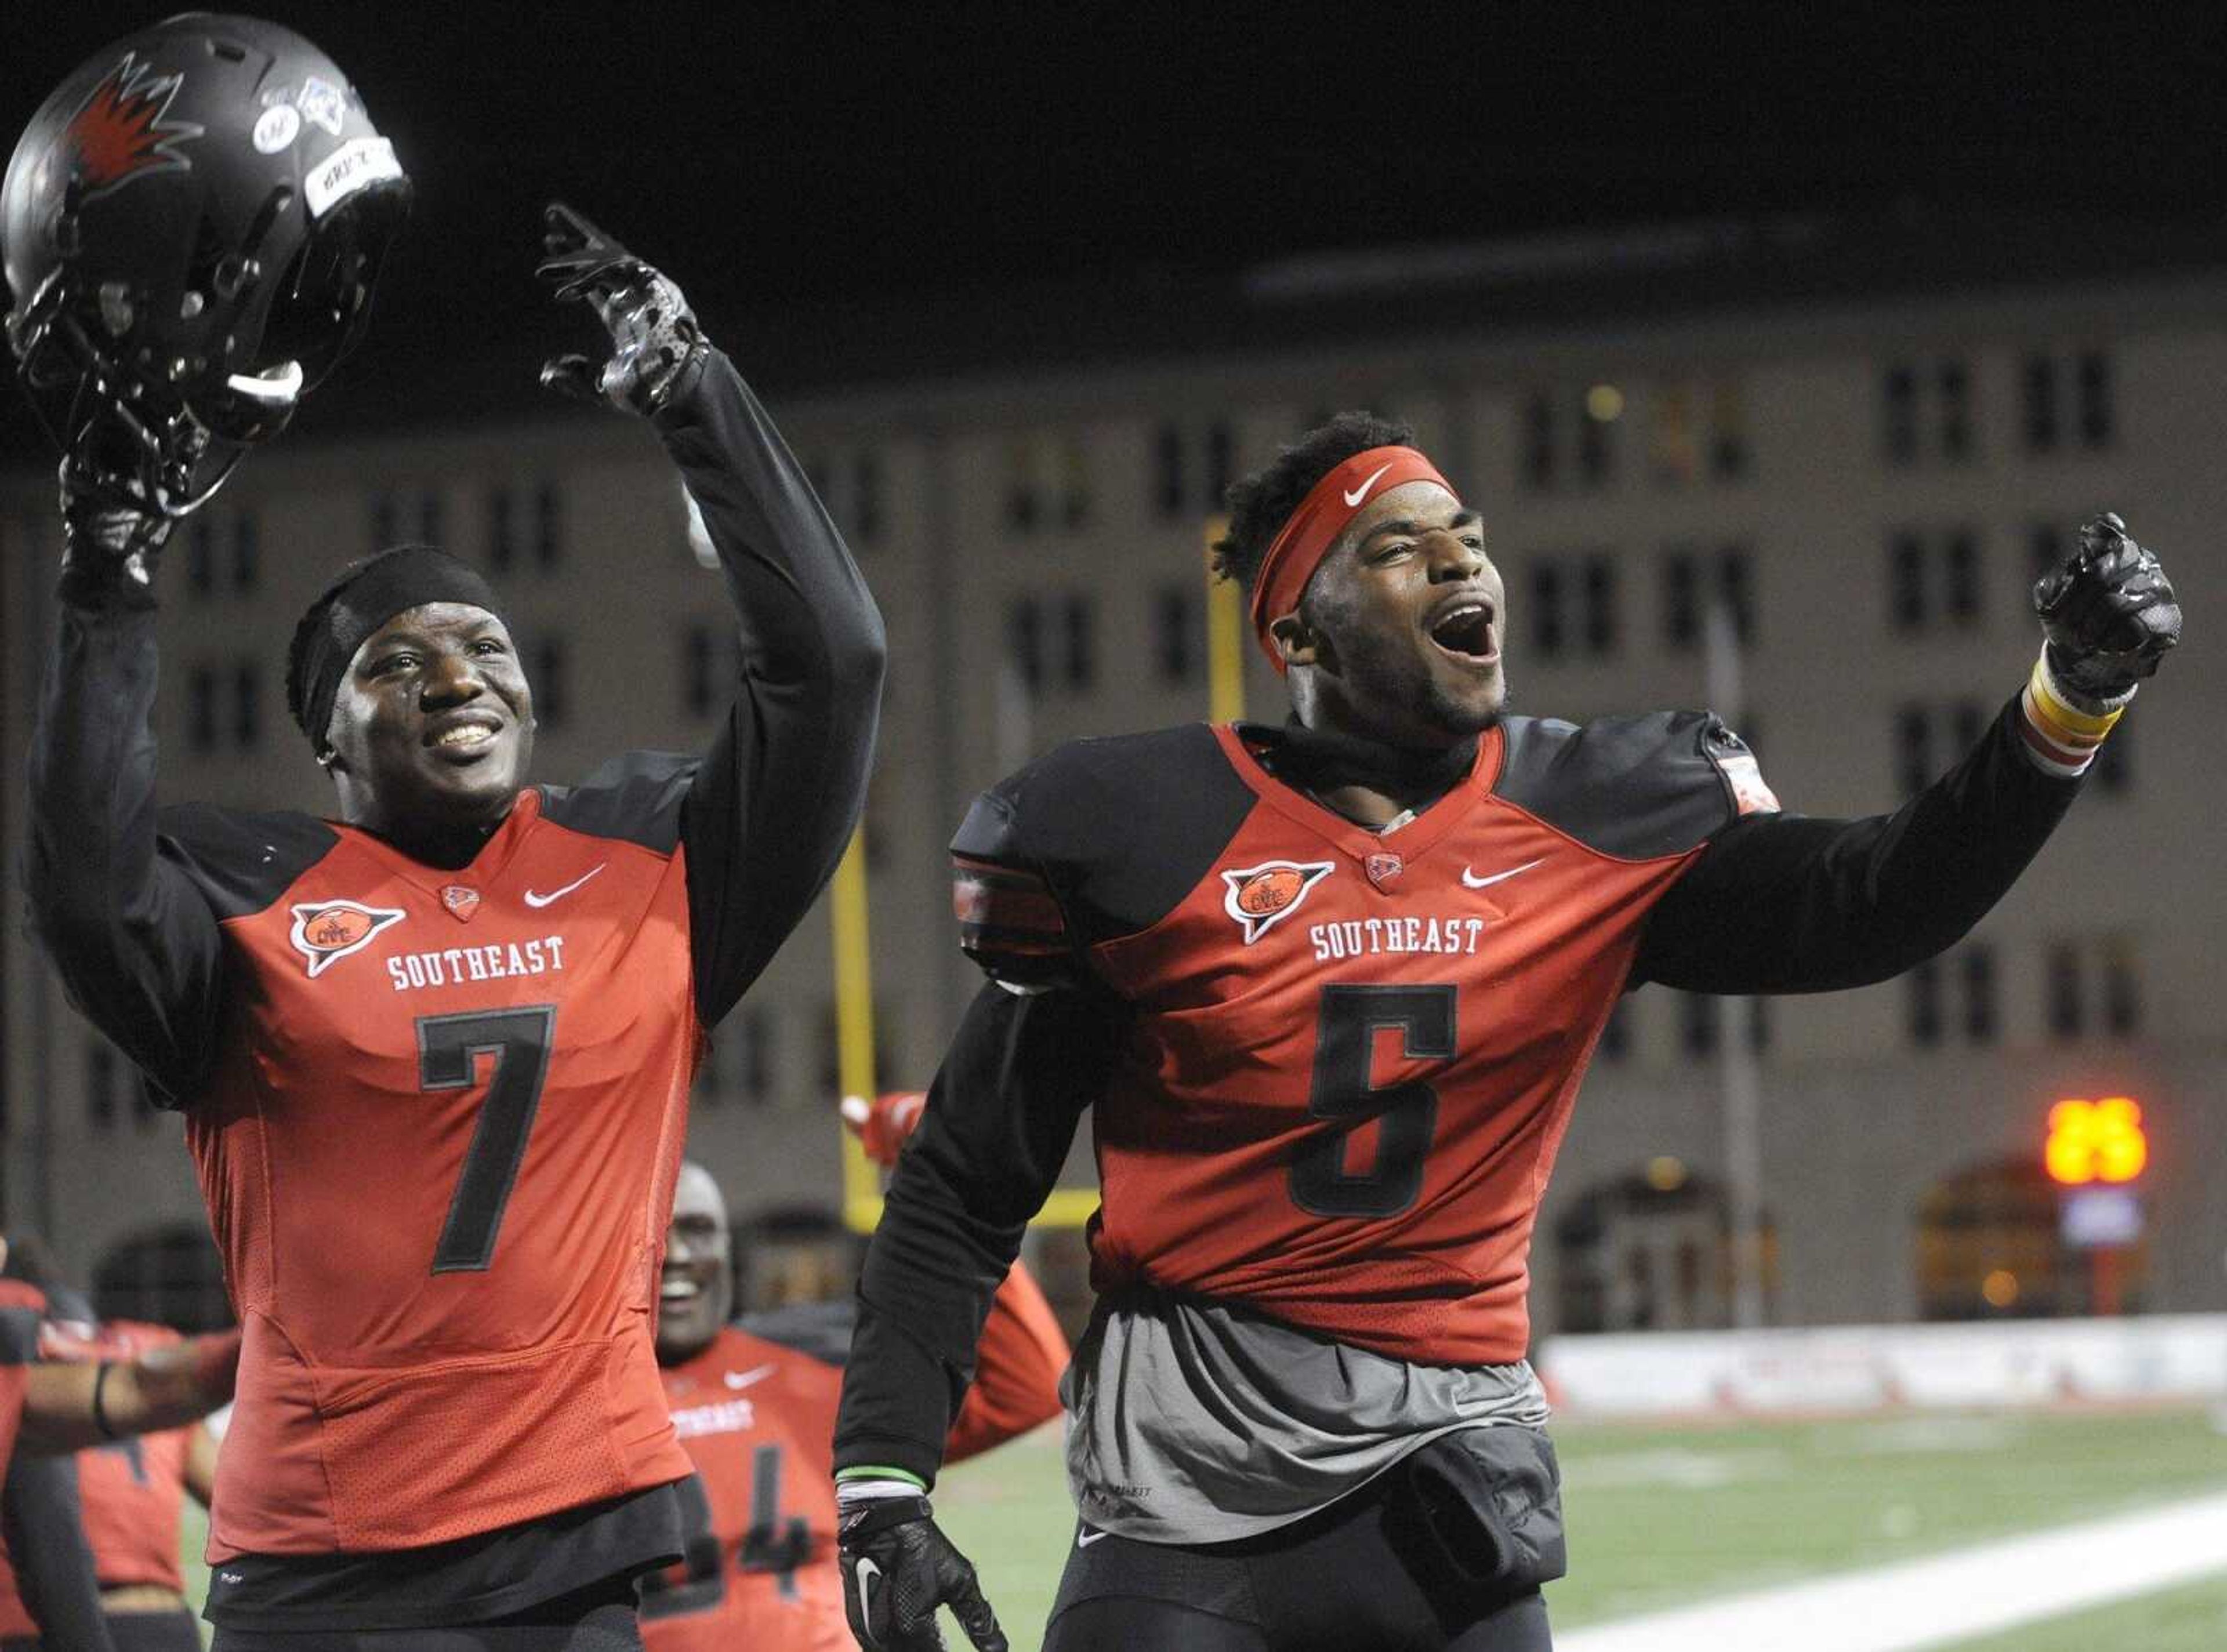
{"left": 2, "top": 222, "right": 2218, "bottom": 1339}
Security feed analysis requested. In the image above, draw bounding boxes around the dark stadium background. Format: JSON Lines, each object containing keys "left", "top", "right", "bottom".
{"left": 1, "top": 2, "right": 2218, "bottom": 440}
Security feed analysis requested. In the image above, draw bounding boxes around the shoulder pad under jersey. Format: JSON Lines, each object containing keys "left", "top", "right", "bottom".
{"left": 538, "top": 749, "right": 698, "bottom": 854}
{"left": 951, "top": 724, "right": 1255, "bottom": 990}
{"left": 1495, "top": 710, "right": 1777, "bottom": 860}
{"left": 156, "top": 804, "right": 339, "bottom": 920}
{"left": 734, "top": 1300, "right": 857, "bottom": 1369}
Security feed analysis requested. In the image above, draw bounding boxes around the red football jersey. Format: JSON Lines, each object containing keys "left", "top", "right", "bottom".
{"left": 642, "top": 1265, "right": 1066, "bottom": 1652}
{"left": 955, "top": 716, "right": 1769, "bottom": 1368}
{"left": 43, "top": 1321, "right": 191, "bottom": 1592}
{"left": 0, "top": 1362, "right": 25, "bottom": 1640}
{"left": 174, "top": 782, "right": 698, "bottom": 1555}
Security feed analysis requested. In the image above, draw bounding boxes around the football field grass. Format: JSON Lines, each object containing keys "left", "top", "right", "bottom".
{"left": 175, "top": 1405, "right": 2227, "bottom": 1648}
{"left": 929, "top": 1404, "right": 2227, "bottom": 1651}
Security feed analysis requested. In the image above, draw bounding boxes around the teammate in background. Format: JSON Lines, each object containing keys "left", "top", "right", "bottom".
{"left": 38, "top": 1316, "right": 220, "bottom": 1652}
{"left": 0, "top": 1237, "right": 114, "bottom": 1652}
{"left": 1, "top": 1237, "right": 239, "bottom": 1652}
{"left": 640, "top": 1104, "right": 1065, "bottom": 1652}
{"left": 832, "top": 414, "right": 2182, "bottom": 1651}
{"left": 24, "top": 198, "right": 883, "bottom": 1647}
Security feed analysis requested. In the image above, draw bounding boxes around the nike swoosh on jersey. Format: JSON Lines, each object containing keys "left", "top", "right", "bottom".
{"left": 1076, "top": 1527, "right": 1111, "bottom": 1548}
{"left": 522, "top": 864, "right": 605, "bottom": 907}
{"left": 1461, "top": 858, "right": 1545, "bottom": 889}
{"left": 1342, "top": 462, "right": 1396, "bottom": 507}
{"left": 723, "top": 1363, "right": 776, "bottom": 1390}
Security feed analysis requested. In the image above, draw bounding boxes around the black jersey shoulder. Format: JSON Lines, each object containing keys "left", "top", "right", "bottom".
{"left": 735, "top": 1301, "right": 857, "bottom": 1370}
{"left": 538, "top": 750, "right": 698, "bottom": 855}
{"left": 954, "top": 723, "right": 1257, "bottom": 948}
{"left": 156, "top": 804, "right": 340, "bottom": 920}
{"left": 1495, "top": 711, "right": 1741, "bottom": 860}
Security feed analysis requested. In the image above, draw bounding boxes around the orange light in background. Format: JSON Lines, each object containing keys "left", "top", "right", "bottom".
{"left": 1981, "top": 1269, "right": 2021, "bottom": 1309}
{"left": 2044, "top": 1096, "right": 2148, "bottom": 1186}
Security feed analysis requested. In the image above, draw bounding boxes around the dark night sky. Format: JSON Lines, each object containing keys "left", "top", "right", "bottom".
{"left": 3, "top": 3, "right": 2222, "bottom": 406}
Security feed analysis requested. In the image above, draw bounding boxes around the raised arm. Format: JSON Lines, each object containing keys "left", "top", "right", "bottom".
{"left": 25, "top": 485, "right": 227, "bottom": 1101}
{"left": 1635, "top": 513, "right": 2181, "bottom": 994}
{"left": 536, "top": 203, "right": 885, "bottom": 1025}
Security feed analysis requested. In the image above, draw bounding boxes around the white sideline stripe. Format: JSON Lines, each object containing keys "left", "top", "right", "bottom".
{"left": 1557, "top": 1488, "right": 2227, "bottom": 1652}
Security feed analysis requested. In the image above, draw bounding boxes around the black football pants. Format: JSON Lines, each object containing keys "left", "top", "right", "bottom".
{"left": 1041, "top": 1470, "right": 1554, "bottom": 1652}
{"left": 208, "top": 1578, "right": 643, "bottom": 1652}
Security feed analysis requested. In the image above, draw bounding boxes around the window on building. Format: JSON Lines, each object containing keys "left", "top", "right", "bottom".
{"left": 1963, "top": 946, "right": 1997, "bottom": 1044}
{"left": 534, "top": 637, "right": 567, "bottom": 728}
{"left": 1951, "top": 700, "right": 1987, "bottom": 758}
{"left": 1598, "top": 997, "right": 1633, "bottom": 1063}
{"left": 2077, "top": 352, "right": 2113, "bottom": 449}
{"left": 536, "top": 483, "right": 563, "bottom": 569}
{"left": 1908, "top": 958, "right": 1943, "bottom": 1048}
{"left": 1889, "top": 532, "right": 1925, "bottom": 631}
{"left": 1007, "top": 596, "right": 1043, "bottom": 693}
{"left": 683, "top": 623, "right": 738, "bottom": 717}
{"left": 1529, "top": 562, "right": 1566, "bottom": 660}
{"left": 1058, "top": 438, "right": 1091, "bottom": 531}
{"left": 1710, "top": 382, "right": 1750, "bottom": 480}
{"left": 1204, "top": 422, "right": 1235, "bottom": 508}
{"left": 1155, "top": 583, "right": 1199, "bottom": 686}
{"left": 188, "top": 664, "right": 219, "bottom": 754}
{"left": 186, "top": 517, "right": 216, "bottom": 598}
{"left": 87, "top": 1036, "right": 118, "bottom": 1130}
{"left": 1714, "top": 547, "right": 1754, "bottom": 646}
{"left": 1883, "top": 365, "right": 1918, "bottom": 463}
{"left": 1062, "top": 593, "right": 1096, "bottom": 690}
{"left": 1577, "top": 394, "right": 1615, "bottom": 488}
{"left": 1663, "top": 549, "right": 1700, "bottom": 650}
{"left": 1583, "top": 556, "right": 1619, "bottom": 655}
{"left": 1680, "top": 993, "right": 1718, "bottom": 1058}
{"left": 1896, "top": 704, "right": 1932, "bottom": 797}
{"left": 488, "top": 488, "right": 516, "bottom": 571}
{"left": 1743, "top": 996, "right": 1769, "bottom": 1052}
{"left": 2101, "top": 939, "right": 2140, "bottom": 1036}
{"left": 1004, "top": 439, "right": 1039, "bottom": 532}
{"left": 1522, "top": 394, "right": 1555, "bottom": 491}
{"left": 233, "top": 513, "right": 259, "bottom": 592}
{"left": 93, "top": 1226, "right": 233, "bottom": 1333}
{"left": 2030, "top": 522, "right": 2066, "bottom": 584}
{"left": 1937, "top": 361, "right": 1972, "bottom": 462}
{"left": 1944, "top": 531, "right": 1982, "bottom": 625}
{"left": 2022, "top": 356, "right": 2059, "bottom": 452}
{"left": 1650, "top": 386, "right": 1697, "bottom": 486}
{"left": 233, "top": 662, "right": 259, "bottom": 749}
{"left": 2047, "top": 942, "right": 2083, "bottom": 1039}
{"left": 1153, "top": 423, "right": 1184, "bottom": 518}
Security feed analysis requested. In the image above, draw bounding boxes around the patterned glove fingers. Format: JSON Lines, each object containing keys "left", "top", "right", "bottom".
{"left": 840, "top": 1496, "right": 1009, "bottom": 1652}
{"left": 535, "top": 201, "right": 707, "bottom": 414}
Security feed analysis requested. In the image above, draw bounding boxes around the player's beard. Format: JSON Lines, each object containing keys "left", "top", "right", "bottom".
{"left": 1335, "top": 617, "right": 1507, "bottom": 745}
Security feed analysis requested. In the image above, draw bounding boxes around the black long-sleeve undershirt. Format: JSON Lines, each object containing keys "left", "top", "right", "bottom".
{"left": 833, "top": 694, "right": 2081, "bottom": 1486}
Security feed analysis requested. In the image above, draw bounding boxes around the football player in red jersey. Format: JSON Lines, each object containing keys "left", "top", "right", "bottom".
{"left": 24, "top": 204, "right": 884, "bottom": 1647}
{"left": 640, "top": 1122, "right": 1065, "bottom": 1652}
{"left": 0, "top": 1239, "right": 240, "bottom": 1646}
{"left": 35, "top": 1314, "right": 221, "bottom": 1652}
{"left": 832, "top": 413, "right": 2182, "bottom": 1652}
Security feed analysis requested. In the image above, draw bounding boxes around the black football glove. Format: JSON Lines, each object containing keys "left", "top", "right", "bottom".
{"left": 839, "top": 1494, "right": 1009, "bottom": 1652}
{"left": 55, "top": 451, "right": 173, "bottom": 609}
{"left": 2034, "top": 512, "right": 2181, "bottom": 704}
{"left": 535, "top": 202, "right": 708, "bottom": 416}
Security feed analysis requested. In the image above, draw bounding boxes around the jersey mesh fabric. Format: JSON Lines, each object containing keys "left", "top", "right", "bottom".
{"left": 176, "top": 787, "right": 698, "bottom": 1556}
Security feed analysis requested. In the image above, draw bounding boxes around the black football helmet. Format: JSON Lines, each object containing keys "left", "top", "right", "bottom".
{"left": 2, "top": 13, "right": 411, "bottom": 515}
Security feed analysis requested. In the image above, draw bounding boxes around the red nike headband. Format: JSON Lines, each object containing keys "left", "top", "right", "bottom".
{"left": 1247, "top": 445, "right": 1456, "bottom": 670}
